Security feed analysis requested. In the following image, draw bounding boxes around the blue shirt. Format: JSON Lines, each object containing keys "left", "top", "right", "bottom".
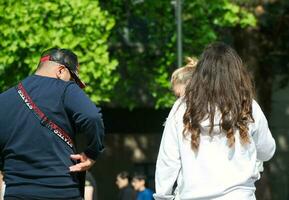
{"left": 0, "top": 75, "right": 104, "bottom": 199}
{"left": 137, "top": 188, "right": 153, "bottom": 200}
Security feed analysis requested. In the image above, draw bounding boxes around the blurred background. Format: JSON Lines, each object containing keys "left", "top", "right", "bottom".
{"left": 0, "top": 0, "right": 288, "bottom": 199}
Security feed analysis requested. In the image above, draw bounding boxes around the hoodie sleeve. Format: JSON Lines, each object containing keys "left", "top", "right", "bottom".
{"left": 154, "top": 100, "right": 182, "bottom": 200}
{"left": 63, "top": 83, "right": 104, "bottom": 160}
{"left": 251, "top": 100, "right": 276, "bottom": 161}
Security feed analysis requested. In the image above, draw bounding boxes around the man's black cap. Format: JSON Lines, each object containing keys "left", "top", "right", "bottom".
{"left": 40, "top": 48, "right": 86, "bottom": 89}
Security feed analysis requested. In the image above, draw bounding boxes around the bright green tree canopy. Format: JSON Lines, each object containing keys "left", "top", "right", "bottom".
{"left": 1, "top": 0, "right": 256, "bottom": 108}
{"left": 0, "top": 0, "right": 118, "bottom": 103}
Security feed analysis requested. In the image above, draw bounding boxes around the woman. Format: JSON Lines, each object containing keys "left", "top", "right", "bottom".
{"left": 154, "top": 42, "right": 276, "bottom": 200}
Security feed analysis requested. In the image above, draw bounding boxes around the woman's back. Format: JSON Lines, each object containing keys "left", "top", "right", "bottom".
{"left": 155, "top": 99, "right": 275, "bottom": 199}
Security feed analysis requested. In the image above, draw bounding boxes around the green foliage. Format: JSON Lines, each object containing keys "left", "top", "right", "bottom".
{"left": 0, "top": 0, "right": 118, "bottom": 103}
{"left": 260, "top": 0, "right": 289, "bottom": 89}
{"left": 0, "top": 0, "right": 257, "bottom": 108}
{"left": 101, "top": 0, "right": 256, "bottom": 108}
{"left": 211, "top": 1, "right": 257, "bottom": 28}
{"left": 100, "top": 0, "right": 178, "bottom": 109}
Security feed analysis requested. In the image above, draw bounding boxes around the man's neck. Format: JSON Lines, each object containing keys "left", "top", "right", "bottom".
{"left": 35, "top": 70, "right": 56, "bottom": 79}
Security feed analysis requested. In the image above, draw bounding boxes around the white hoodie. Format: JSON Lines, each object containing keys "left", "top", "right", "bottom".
{"left": 154, "top": 99, "right": 276, "bottom": 200}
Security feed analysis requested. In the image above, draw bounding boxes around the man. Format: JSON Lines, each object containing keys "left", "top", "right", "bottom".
{"left": 131, "top": 173, "right": 153, "bottom": 200}
{"left": 0, "top": 48, "right": 104, "bottom": 199}
{"left": 115, "top": 171, "right": 136, "bottom": 200}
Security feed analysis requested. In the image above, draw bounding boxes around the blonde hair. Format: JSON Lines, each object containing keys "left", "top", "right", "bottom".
{"left": 171, "top": 57, "right": 198, "bottom": 86}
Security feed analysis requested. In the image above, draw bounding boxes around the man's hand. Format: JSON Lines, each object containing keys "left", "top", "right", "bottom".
{"left": 69, "top": 153, "right": 95, "bottom": 172}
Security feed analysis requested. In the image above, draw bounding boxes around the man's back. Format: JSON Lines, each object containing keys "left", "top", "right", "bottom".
{"left": 0, "top": 75, "right": 104, "bottom": 199}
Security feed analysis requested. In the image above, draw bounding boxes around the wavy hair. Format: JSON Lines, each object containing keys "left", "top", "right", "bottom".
{"left": 183, "top": 42, "right": 255, "bottom": 151}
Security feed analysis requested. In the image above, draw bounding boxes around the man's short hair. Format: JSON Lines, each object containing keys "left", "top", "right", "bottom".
{"left": 117, "top": 171, "right": 131, "bottom": 180}
{"left": 132, "top": 173, "right": 147, "bottom": 182}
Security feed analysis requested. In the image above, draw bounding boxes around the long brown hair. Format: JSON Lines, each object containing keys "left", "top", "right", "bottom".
{"left": 183, "top": 42, "right": 255, "bottom": 151}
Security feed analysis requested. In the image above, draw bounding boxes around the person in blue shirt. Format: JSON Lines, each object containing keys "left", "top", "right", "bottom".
{"left": 0, "top": 48, "right": 104, "bottom": 200}
{"left": 132, "top": 173, "right": 153, "bottom": 200}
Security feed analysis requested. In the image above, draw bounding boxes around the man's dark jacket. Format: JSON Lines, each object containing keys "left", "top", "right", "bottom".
{"left": 0, "top": 75, "right": 104, "bottom": 199}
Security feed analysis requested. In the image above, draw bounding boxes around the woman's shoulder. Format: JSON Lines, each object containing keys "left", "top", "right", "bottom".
{"left": 168, "top": 97, "right": 186, "bottom": 119}
{"left": 252, "top": 99, "right": 266, "bottom": 119}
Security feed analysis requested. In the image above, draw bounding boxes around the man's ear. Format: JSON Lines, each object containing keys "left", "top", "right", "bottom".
{"left": 56, "top": 65, "right": 65, "bottom": 78}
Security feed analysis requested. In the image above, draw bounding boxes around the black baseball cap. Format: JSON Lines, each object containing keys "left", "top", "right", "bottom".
{"left": 39, "top": 48, "right": 86, "bottom": 89}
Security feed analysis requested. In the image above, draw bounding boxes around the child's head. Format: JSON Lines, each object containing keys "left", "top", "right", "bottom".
{"left": 171, "top": 57, "right": 197, "bottom": 97}
{"left": 115, "top": 171, "right": 130, "bottom": 189}
{"left": 131, "top": 173, "right": 147, "bottom": 191}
